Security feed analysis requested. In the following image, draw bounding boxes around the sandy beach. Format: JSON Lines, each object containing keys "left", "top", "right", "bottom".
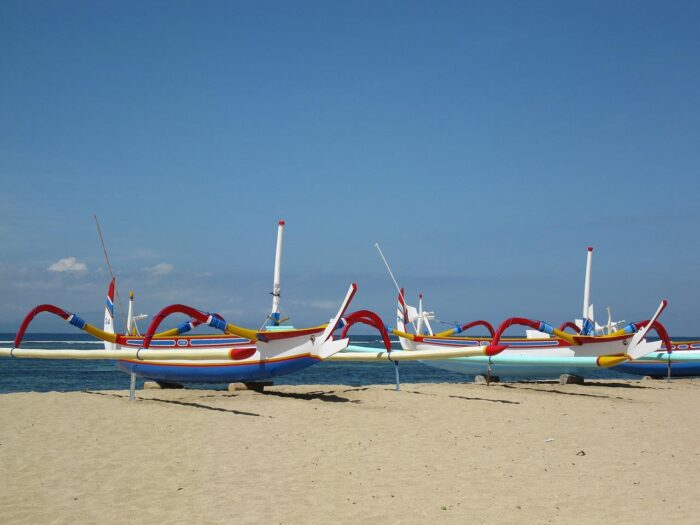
{"left": 1, "top": 379, "right": 699, "bottom": 524}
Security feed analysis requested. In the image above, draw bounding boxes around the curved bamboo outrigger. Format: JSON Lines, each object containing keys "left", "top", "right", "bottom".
{"left": 2, "top": 222, "right": 364, "bottom": 386}
{"left": 366, "top": 283, "right": 671, "bottom": 378}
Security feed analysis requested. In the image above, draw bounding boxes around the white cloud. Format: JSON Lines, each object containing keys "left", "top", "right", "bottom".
{"left": 142, "top": 262, "right": 174, "bottom": 277}
{"left": 48, "top": 257, "right": 87, "bottom": 273}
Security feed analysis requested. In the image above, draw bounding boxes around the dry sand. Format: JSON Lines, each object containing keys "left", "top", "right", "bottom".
{"left": 1, "top": 379, "right": 699, "bottom": 524}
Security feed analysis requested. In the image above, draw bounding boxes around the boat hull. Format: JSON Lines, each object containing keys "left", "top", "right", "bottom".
{"left": 397, "top": 336, "right": 641, "bottom": 378}
{"left": 420, "top": 355, "right": 611, "bottom": 378}
{"left": 421, "top": 346, "right": 700, "bottom": 378}
{"left": 612, "top": 346, "right": 700, "bottom": 377}
{"left": 614, "top": 361, "right": 700, "bottom": 377}
{"left": 116, "top": 355, "right": 320, "bottom": 383}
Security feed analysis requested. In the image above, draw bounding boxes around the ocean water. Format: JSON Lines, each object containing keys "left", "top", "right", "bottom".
{"left": 0, "top": 332, "right": 672, "bottom": 394}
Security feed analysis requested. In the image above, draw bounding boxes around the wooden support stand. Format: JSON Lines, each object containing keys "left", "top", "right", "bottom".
{"left": 559, "top": 374, "right": 584, "bottom": 385}
{"left": 144, "top": 381, "right": 185, "bottom": 390}
{"left": 228, "top": 381, "right": 273, "bottom": 393}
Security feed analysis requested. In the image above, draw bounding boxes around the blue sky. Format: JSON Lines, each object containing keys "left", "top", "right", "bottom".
{"left": 1, "top": 1, "right": 699, "bottom": 334}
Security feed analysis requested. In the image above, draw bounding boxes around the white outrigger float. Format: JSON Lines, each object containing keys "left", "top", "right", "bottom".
{"left": 339, "top": 246, "right": 672, "bottom": 380}
{"left": 0, "top": 221, "right": 510, "bottom": 396}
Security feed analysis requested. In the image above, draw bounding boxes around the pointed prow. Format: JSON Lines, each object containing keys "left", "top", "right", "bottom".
{"left": 626, "top": 300, "right": 668, "bottom": 360}
{"left": 312, "top": 283, "right": 358, "bottom": 359}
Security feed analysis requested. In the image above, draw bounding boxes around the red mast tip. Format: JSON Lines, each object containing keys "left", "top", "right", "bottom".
{"left": 279, "top": 220, "right": 285, "bottom": 225}
{"left": 587, "top": 246, "right": 593, "bottom": 252}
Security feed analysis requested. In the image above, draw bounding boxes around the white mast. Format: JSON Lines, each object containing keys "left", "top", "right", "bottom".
{"left": 126, "top": 291, "right": 147, "bottom": 336}
{"left": 416, "top": 293, "right": 424, "bottom": 335}
{"left": 270, "top": 220, "right": 285, "bottom": 326}
{"left": 583, "top": 246, "right": 593, "bottom": 320}
{"left": 127, "top": 291, "right": 135, "bottom": 335}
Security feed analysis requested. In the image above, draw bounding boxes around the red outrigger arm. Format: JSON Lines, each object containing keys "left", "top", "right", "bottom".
{"left": 341, "top": 310, "right": 507, "bottom": 356}
{"left": 14, "top": 304, "right": 118, "bottom": 348}
{"left": 558, "top": 321, "right": 581, "bottom": 334}
{"left": 340, "top": 310, "right": 393, "bottom": 352}
{"left": 141, "top": 303, "right": 331, "bottom": 349}
{"left": 142, "top": 304, "right": 215, "bottom": 348}
{"left": 491, "top": 317, "right": 579, "bottom": 346}
{"left": 435, "top": 320, "right": 496, "bottom": 338}
{"left": 14, "top": 302, "right": 211, "bottom": 348}
{"left": 142, "top": 304, "right": 264, "bottom": 348}
{"left": 635, "top": 320, "right": 672, "bottom": 352}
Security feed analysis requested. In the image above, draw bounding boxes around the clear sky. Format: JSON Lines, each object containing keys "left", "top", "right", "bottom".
{"left": 1, "top": 1, "right": 699, "bottom": 334}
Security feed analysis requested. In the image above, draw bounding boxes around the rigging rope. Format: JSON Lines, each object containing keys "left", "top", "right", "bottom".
{"left": 94, "top": 215, "right": 127, "bottom": 331}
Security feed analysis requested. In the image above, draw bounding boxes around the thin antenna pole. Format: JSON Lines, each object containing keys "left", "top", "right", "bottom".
{"left": 375, "top": 243, "right": 403, "bottom": 298}
{"left": 94, "top": 215, "right": 127, "bottom": 331}
{"left": 374, "top": 243, "right": 416, "bottom": 331}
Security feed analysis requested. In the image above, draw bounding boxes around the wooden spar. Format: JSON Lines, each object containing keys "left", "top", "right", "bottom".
{"left": 328, "top": 346, "right": 502, "bottom": 361}
{"left": 0, "top": 347, "right": 259, "bottom": 361}
{"left": 359, "top": 352, "right": 700, "bottom": 366}
{"left": 3, "top": 346, "right": 697, "bottom": 364}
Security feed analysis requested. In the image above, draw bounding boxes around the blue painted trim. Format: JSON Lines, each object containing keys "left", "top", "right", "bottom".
{"left": 176, "top": 321, "right": 193, "bottom": 334}
{"left": 189, "top": 338, "right": 249, "bottom": 346}
{"left": 538, "top": 321, "right": 554, "bottom": 334}
{"left": 69, "top": 315, "right": 86, "bottom": 329}
{"left": 422, "top": 338, "right": 480, "bottom": 346}
{"left": 623, "top": 323, "right": 637, "bottom": 335}
{"left": 421, "top": 338, "right": 559, "bottom": 347}
{"left": 148, "top": 340, "right": 176, "bottom": 347}
{"left": 501, "top": 340, "right": 560, "bottom": 347}
{"left": 208, "top": 316, "right": 227, "bottom": 331}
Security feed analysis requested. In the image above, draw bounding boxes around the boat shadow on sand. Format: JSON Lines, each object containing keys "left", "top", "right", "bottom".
{"left": 510, "top": 380, "right": 649, "bottom": 389}
{"left": 261, "top": 389, "right": 360, "bottom": 403}
{"left": 448, "top": 394, "right": 520, "bottom": 404}
{"left": 497, "top": 381, "right": 654, "bottom": 400}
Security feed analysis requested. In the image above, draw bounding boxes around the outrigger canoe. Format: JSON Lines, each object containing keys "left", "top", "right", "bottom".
{"left": 338, "top": 244, "right": 672, "bottom": 378}
{"left": 1, "top": 222, "right": 513, "bottom": 385}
